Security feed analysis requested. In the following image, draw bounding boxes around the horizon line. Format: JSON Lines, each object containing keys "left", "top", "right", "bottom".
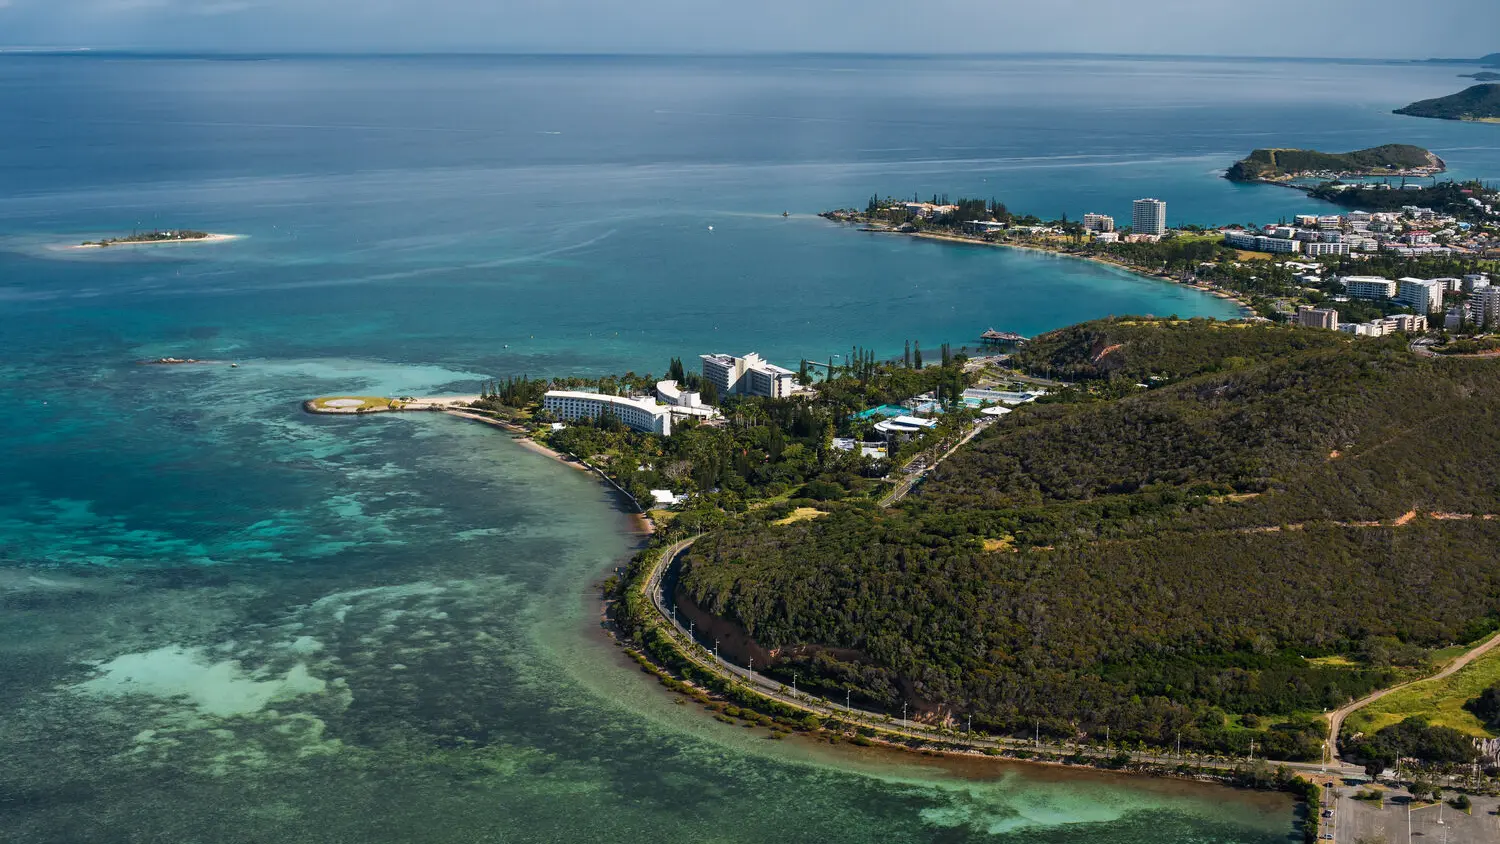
{"left": 0, "top": 47, "right": 1481, "bottom": 64}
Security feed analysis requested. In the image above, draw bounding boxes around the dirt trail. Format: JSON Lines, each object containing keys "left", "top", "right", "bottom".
{"left": 1325, "top": 630, "right": 1500, "bottom": 765}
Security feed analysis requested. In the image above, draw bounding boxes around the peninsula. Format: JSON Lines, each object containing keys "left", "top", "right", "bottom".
{"left": 1224, "top": 144, "right": 1443, "bottom": 183}
{"left": 75, "top": 230, "right": 239, "bottom": 248}
{"left": 1395, "top": 83, "right": 1500, "bottom": 122}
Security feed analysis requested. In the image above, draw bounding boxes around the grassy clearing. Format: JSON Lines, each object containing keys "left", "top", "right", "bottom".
{"left": 1344, "top": 639, "right": 1500, "bottom": 738}
{"left": 1429, "top": 643, "right": 1473, "bottom": 666}
{"left": 772, "top": 507, "right": 827, "bottom": 526}
{"left": 982, "top": 536, "right": 1016, "bottom": 552}
{"left": 311, "top": 396, "right": 404, "bottom": 412}
{"left": 1305, "top": 655, "right": 1358, "bottom": 668}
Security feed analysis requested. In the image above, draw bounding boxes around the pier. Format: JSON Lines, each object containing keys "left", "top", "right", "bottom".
{"left": 979, "top": 328, "right": 1027, "bottom": 348}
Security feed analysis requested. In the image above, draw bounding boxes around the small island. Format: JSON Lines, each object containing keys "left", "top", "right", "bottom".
{"left": 1460, "top": 71, "right": 1500, "bottom": 81}
{"left": 75, "top": 230, "right": 240, "bottom": 249}
{"left": 1395, "top": 83, "right": 1500, "bottom": 123}
{"left": 1225, "top": 144, "right": 1444, "bottom": 183}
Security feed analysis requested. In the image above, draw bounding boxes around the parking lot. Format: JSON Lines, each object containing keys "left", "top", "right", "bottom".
{"left": 1322, "top": 781, "right": 1500, "bottom": 843}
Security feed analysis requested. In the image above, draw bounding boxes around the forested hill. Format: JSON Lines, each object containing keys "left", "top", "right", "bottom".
{"left": 679, "top": 320, "right": 1500, "bottom": 761}
{"left": 1008, "top": 317, "right": 1347, "bottom": 381}
{"left": 1224, "top": 145, "right": 1439, "bottom": 181}
{"left": 1395, "top": 84, "right": 1500, "bottom": 121}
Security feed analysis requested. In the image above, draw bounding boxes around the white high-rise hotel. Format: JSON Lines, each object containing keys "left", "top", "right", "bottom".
{"left": 700, "top": 352, "right": 797, "bottom": 399}
{"left": 1132, "top": 198, "right": 1167, "bottom": 236}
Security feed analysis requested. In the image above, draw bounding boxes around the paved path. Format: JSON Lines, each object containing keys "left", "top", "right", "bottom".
{"left": 1325, "top": 630, "right": 1500, "bottom": 766}
{"left": 641, "top": 538, "right": 1363, "bottom": 778}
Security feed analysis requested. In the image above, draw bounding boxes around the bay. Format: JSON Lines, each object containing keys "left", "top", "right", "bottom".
{"left": 6, "top": 51, "right": 1495, "bottom": 842}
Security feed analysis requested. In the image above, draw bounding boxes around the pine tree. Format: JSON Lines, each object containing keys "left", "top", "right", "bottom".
{"left": 914, "top": 342, "right": 922, "bottom": 369}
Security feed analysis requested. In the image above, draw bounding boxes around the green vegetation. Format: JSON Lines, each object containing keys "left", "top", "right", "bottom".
{"left": 1433, "top": 336, "right": 1500, "bottom": 356}
{"left": 1225, "top": 145, "right": 1439, "bottom": 182}
{"left": 81, "top": 229, "right": 211, "bottom": 246}
{"left": 1344, "top": 639, "right": 1500, "bottom": 739}
{"left": 309, "top": 396, "right": 404, "bottom": 412}
{"left": 677, "top": 319, "right": 1500, "bottom": 761}
{"left": 1395, "top": 84, "right": 1500, "bottom": 121}
{"left": 1466, "top": 679, "right": 1500, "bottom": 729}
{"left": 1343, "top": 717, "right": 1479, "bottom": 775}
{"left": 1308, "top": 179, "right": 1496, "bottom": 221}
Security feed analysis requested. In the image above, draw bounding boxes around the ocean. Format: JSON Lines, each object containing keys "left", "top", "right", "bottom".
{"left": 3, "top": 52, "right": 1496, "bottom": 842}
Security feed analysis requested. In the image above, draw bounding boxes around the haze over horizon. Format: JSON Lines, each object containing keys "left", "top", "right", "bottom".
{"left": 0, "top": 0, "right": 1496, "bottom": 58}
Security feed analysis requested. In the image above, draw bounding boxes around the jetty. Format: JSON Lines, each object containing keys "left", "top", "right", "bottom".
{"left": 979, "top": 328, "right": 1027, "bottom": 348}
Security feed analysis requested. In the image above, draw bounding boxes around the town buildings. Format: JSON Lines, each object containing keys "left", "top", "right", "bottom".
{"left": 1083, "top": 213, "right": 1115, "bottom": 233}
{"left": 1340, "top": 314, "right": 1427, "bottom": 337}
{"left": 1296, "top": 306, "right": 1339, "bottom": 329}
{"left": 1469, "top": 286, "right": 1500, "bottom": 328}
{"left": 1342, "top": 276, "right": 1398, "bottom": 300}
{"left": 542, "top": 391, "right": 673, "bottom": 435}
{"left": 700, "top": 352, "right": 798, "bottom": 399}
{"left": 1132, "top": 198, "right": 1167, "bottom": 236}
{"left": 1396, "top": 278, "right": 1445, "bottom": 314}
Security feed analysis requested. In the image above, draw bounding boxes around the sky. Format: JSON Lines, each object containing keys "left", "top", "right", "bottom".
{"left": 0, "top": 0, "right": 1496, "bottom": 57}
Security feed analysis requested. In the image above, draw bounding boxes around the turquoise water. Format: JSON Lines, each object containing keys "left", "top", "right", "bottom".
{"left": 10, "top": 51, "right": 1498, "bottom": 842}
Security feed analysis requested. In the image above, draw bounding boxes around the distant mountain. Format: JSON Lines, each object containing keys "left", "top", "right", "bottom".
{"left": 1224, "top": 144, "right": 1441, "bottom": 182}
{"left": 1395, "top": 84, "right": 1500, "bottom": 122}
{"left": 1419, "top": 53, "right": 1500, "bottom": 66}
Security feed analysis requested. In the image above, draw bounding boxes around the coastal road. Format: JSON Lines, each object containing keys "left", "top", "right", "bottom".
{"left": 1323, "top": 629, "right": 1500, "bottom": 767}
{"left": 641, "top": 538, "right": 1364, "bottom": 780}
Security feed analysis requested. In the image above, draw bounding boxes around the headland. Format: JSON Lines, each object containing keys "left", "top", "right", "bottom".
{"left": 1395, "top": 83, "right": 1500, "bottom": 123}
{"left": 1224, "top": 145, "right": 1444, "bottom": 184}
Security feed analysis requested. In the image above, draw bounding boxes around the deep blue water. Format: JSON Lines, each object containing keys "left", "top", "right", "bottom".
{"left": 5, "top": 52, "right": 1497, "bottom": 843}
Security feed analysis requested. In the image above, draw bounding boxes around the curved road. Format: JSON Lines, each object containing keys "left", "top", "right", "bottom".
{"left": 1324, "top": 630, "right": 1500, "bottom": 765}
{"left": 640, "top": 537, "right": 1363, "bottom": 778}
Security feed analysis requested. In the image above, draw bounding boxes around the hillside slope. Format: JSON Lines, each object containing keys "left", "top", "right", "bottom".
{"left": 679, "top": 320, "right": 1500, "bottom": 760}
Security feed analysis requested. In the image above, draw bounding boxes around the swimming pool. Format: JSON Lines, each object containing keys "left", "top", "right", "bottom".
{"left": 854, "top": 404, "right": 910, "bottom": 420}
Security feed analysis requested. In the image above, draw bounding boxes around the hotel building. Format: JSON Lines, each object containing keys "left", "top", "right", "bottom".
{"left": 542, "top": 391, "right": 673, "bottom": 436}
{"left": 1132, "top": 199, "right": 1167, "bottom": 236}
{"left": 700, "top": 352, "right": 797, "bottom": 399}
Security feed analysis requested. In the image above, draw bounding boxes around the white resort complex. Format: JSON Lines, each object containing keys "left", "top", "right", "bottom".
{"left": 541, "top": 391, "right": 673, "bottom": 435}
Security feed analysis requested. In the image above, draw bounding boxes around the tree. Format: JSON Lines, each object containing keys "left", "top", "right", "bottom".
{"left": 913, "top": 342, "right": 922, "bottom": 369}
{"left": 700, "top": 378, "right": 719, "bottom": 406}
